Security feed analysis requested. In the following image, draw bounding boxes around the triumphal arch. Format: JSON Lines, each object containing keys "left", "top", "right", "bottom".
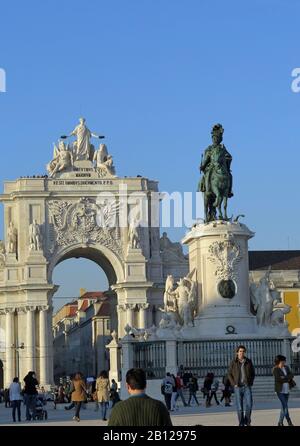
{"left": 0, "top": 118, "right": 187, "bottom": 387}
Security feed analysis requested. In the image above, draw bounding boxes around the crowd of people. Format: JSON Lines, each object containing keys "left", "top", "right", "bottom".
{"left": 159, "top": 345, "right": 295, "bottom": 426}
{"left": 0, "top": 370, "right": 121, "bottom": 423}
{"left": 161, "top": 371, "right": 232, "bottom": 411}
{"left": 0, "top": 345, "right": 296, "bottom": 426}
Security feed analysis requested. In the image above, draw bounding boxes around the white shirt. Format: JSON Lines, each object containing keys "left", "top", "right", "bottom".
{"left": 281, "top": 367, "right": 289, "bottom": 394}
{"left": 9, "top": 382, "right": 22, "bottom": 401}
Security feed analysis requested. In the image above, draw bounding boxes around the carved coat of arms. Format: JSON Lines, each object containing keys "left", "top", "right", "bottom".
{"left": 208, "top": 233, "right": 243, "bottom": 281}
{"left": 48, "top": 198, "right": 123, "bottom": 259}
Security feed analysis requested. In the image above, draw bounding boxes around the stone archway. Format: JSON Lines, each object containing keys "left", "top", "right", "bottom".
{"left": 0, "top": 148, "right": 164, "bottom": 387}
{"left": 51, "top": 246, "right": 122, "bottom": 382}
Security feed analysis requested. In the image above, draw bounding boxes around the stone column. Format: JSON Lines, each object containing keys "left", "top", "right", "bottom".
{"left": 47, "top": 306, "right": 54, "bottom": 385}
{"left": 125, "top": 303, "right": 136, "bottom": 328}
{"left": 5, "top": 308, "right": 15, "bottom": 386}
{"left": 106, "top": 331, "right": 121, "bottom": 384}
{"left": 117, "top": 304, "right": 126, "bottom": 338}
{"left": 139, "top": 303, "right": 150, "bottom": 329}
{"left": 120, "top": 336, "right": 135, "bottom": 399}
{"left": 16, "top": 307, "right": 26, "bottom": 379}
{"left": 26, "top": 306, "right": 36, "bottom": 373}
{"left": 39, "top": 305, "right": 49, "bottom": 386}
{"left": 165, "top": 340, "right": 177, "bottom": 375}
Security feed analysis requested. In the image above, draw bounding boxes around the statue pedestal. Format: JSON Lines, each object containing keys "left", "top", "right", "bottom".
{"left": 182, "top": 220, "right": 257, "bottom": 337}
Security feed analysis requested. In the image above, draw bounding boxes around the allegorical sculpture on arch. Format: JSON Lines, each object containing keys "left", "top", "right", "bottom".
{"left": 47, "top": 117, "right": 115, "bottom": 178}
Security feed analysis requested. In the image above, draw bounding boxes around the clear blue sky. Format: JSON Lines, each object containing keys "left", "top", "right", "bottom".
{"left": 1, "top": 0, "right": 300, "bottom": 307}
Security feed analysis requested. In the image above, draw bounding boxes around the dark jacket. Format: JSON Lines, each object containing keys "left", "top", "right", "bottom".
{"left": 108, "top": 394, "right": 172, "bottom": 426}
{"left": 273, "top": 366, "right": 294, "bottom": 393}
{"left": 228, "top": 357, "right": 255, "bottom": 387}
{"left": 23, "top": 374, "right": 39, "bottom": 395}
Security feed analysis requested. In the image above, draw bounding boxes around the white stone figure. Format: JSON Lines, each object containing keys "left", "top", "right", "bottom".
{"left": 158, "top": 309, "right": 177, "bottom": 329}
{"left": 128, "top": 217, "right": 140, "bottom": 249}
{"left": 163, "top": 275, "right": 174, "bottom": 311}
{"left": 47, "top": 141, "right": 73, "bottom": 177}
{"left": 250, "top": 269, "right": 291, "bottom": 334}
{"left": 93, "top": 144, "right": 116, "bottom": 177}
{"left": 29, "top": 219, "right": 43, "bottom": 251}
{"left": 65, "top": 117, "right": 105, "bottom": 161}
{"left": 0, "top": 240, "right": 6, "bottom": 268}
{"left": 250, "top": 269, "right": 276, "bottom": 326}
{"left": 173, "top": 278, "right": 193, "bottom": 327}
{"left": 270, "top": 302, "right": 291, "bottom": 328}
{"left": 7, "top": 221, "right": 17, "bottom": 254}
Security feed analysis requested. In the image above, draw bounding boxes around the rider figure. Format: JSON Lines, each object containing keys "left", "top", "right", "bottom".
{"left": 199, "top": 123, "right": 233, "bottom": 197}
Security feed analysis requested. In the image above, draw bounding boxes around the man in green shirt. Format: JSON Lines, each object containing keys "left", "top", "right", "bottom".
{"left": 108, "top": 368, "right": 173, "bottom": 426}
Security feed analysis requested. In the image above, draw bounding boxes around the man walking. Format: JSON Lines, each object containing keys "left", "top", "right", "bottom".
{"left": 228, "top": 345, "right": 255, "bottom": 426}
{"left": 161, "top": 373, "right": 175, "bottom": 411}
{"left": 108, "top": 368, "right": 172, "bottom": 426}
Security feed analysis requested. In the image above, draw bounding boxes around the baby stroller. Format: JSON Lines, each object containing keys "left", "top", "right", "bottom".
{"left": 33, "top": 396, "right": 48, "bottom": 420}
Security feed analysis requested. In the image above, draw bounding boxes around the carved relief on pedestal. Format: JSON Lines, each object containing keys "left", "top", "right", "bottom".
{"left": 208, "top": 232, "right": 243, "bottom": 299}
{"left": 0, "top": 240, "right": 6, "bottom": 268}
{"left": 48, "top": 197, "right": 123, "bottom": 259}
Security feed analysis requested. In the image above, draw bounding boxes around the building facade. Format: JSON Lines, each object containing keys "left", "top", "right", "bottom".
{"left": 52, "top": 290, "right": 114, "bottom": 382}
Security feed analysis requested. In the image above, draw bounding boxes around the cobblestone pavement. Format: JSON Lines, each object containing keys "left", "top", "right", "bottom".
{"left": 0, "top": 399, "right": 299, "bottom": 426}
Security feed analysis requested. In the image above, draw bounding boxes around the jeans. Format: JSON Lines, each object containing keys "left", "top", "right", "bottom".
{"left": 234, "top": 386, "right": 253, "bottom": 426}
{"left": 74, "top": 402, "right": 81, "bottom": 418}
{"left": 25, "top": 394, "right": 37, "bottom": 420}
{"left": 100, "top": 401, "right": 109, "bottom": 420}
{"left": 208, "top": 391, "right": 219, "bottom": 405}
{"left": 277, "top": 393, "right": 291, "bottom": 424}
{"left": 164, "top": 393, "right": 172, "bottom": 410}
{"left": 175, "top": 389, "right": 187, "bottom": 406}
{"left": 188, "top": 392, "right": 199, "bottom": 406}
{"left": 11, "top": 400, "right": 21, "bottom": 421}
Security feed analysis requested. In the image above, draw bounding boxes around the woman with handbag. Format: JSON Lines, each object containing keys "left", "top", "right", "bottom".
{"left": 272, "top": 355, "right": 294, "bottom": 426}
{"left": 96, "top": 370, "right": 110, "bottom": 421}
{"left": 71, "top": 373, "right": 87, "bottom": 422}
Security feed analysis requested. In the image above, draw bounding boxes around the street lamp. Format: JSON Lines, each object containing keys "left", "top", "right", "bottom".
{"left": 12, "top": 342, "right": 25, "bottom": 378}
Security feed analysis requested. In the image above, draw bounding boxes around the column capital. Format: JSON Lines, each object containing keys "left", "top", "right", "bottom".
{"left": 16, "top": 307, "right": 27, "bottom": 314}
{"left": 117, "top": 304, "right": 126, "bottom": 312}
{"left": 26, "top": 305, "right": 37, "bottom": 312}
{"left": 38, "top": 305, "right": 49, "bottom": 312}
{"left": 4, "top": 307, "right": 15, "bottom": 314}
{"left": 139, "top": 303, "right": 150, "bottom": 311}
{"left": 125, "top": 303, "right": 137, "bottom": 311}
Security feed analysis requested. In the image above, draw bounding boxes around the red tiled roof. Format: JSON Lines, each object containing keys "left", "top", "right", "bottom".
{"left": 95, "top": 301, "right": 111, "bottom": 317}
{"left": 67, "top": 306, "right": 78, "bottom": 317}
{"left": 80, "top": 291, "right": 105, "bottom": 299}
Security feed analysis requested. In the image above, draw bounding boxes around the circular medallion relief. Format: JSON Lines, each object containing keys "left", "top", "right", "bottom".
{"left": 218, "top": 279, "right": 236, "bottom": 299}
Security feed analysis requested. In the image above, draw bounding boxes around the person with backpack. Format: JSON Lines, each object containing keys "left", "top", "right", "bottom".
{"left": 170, "top": 374, "right": 178, "bottom": 411}
{"left": 161, "top": 373, "right": 175, "bottom": 411}
{"left": 187, "top": 375, "right": 200, "bottom": 406}
{"left": 174, "top": 373, "right": 188, "bottom": 408}
{"left": 208, "top": 375, "right": 220, "bottom": 406}
{"left": 202, "top": 373, "right": 213, "bottom": 407}
{"left": 220, "top": 374, "right": 232, "bottom": 406}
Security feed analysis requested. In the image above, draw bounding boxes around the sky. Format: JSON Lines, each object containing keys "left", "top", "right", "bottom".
{"left": 1, "top": 0, "right": 300, "bottom": 308}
